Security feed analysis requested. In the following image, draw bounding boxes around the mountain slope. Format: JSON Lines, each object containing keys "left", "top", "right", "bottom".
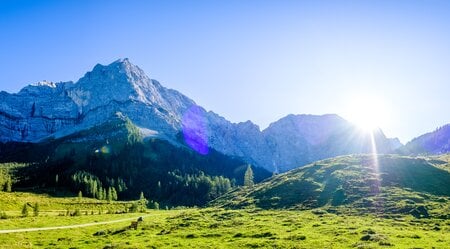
{"left": 212, "top": 154, "right": 450, "bottom": 217}
{"left": 401, "top": 124, "right": 450, "bottom": 155}
{"left": 4, "top": 115, "right": 271, "bottom": 206}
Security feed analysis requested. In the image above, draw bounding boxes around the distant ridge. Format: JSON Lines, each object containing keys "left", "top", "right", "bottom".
{"left": 402, "top": 124, "right": 450, "bottom": 155}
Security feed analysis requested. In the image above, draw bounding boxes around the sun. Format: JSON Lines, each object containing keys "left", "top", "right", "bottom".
{"left": 342, "top": 95, "right": 390, "bottom": 131}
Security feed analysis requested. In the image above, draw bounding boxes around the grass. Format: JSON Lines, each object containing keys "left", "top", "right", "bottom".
{"left": 213, "top": 154, "right": 450, "bottom": 215}
{"left": 0, "top": 154, "right": 449, "bottom": 248}
{"left": 0, "top": 207, "right": 448, "bottom": 248}
{"left": 0, "top": 191, "right": 133, "bottom": 214}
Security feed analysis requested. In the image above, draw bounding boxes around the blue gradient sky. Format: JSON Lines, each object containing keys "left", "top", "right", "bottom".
{"left": 1, "top": 0, "right": 449, "bottom": 143}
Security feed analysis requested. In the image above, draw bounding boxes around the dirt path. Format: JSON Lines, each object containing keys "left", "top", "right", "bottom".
{"left": 0, "top": 214, "right": 151, "bottom": 234}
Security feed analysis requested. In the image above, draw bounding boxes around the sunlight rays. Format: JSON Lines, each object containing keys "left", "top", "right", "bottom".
{"left": 342, "top": 94, "right": 390, "bottom": 132}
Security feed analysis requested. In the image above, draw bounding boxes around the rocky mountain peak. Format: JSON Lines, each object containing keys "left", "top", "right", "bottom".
{"left": 0, "top": 58, "right": 408, "bottom": 173}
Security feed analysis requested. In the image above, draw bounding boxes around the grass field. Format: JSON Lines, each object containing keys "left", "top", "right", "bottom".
{"left": 0, "top": 197, "right": 448, "bottom": 248}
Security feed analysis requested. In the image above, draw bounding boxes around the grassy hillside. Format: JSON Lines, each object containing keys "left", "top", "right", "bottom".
{"left": 213, "top": 154, "right": 450, "bottom": 218}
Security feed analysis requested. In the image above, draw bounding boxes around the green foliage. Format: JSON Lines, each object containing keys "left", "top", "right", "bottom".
{"left": 107, "top": 187, "right": 112, "bottom": 202}
{"left": 129, "top": 202, "right": 139, "bottom": 213}
{"left": 137, "top": 192, "right": 148, "bottom": 212}
{"left": 165, "top": 171, "right": 232, "bottom": 206}
{"left": 21, "top": 203, "right": 28, "bottom": 217}
{"left": 0, "top": 211, "right": 7, "bottom": 219}
{"left": 244, "top": 165, "right": 254, "bottom": 187}
{"left": 71, "top": 171, "right": 103, "bottom": 199}
{"left": 111, "top": 187, "right": 118, "bottom": 201}
{"left": 3, "top": 119, "right": 270, "bottom": 207}
{"left": 0, "top": 167, "right": 13, "bottom": 192}
{"left": 33, "top": 202, "right": 40, "bottom": 217}
{"left": 74, "top": 209, "right": 81, "bottom": 216}
{"left": 148, "top": 200, "right": 160, "bottom": 210}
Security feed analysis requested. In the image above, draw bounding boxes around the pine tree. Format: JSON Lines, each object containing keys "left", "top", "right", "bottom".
{"left": 78, "top": 190, "right": 83, "bottom": 201}
{"left": 111, "top": 187, "right": 118, "bottom": 201}
{"left": 244, "top": 165, "right": 254, "bottom": 187}
{"left": 138, "top": 192, "right": 148, "bottom": 212}
{"left": 6, "top": 176, "right": 12, "bottom": 192}
{"left": 97, "top": 187, "right": 104, "bottom": 200}
{"left": 21, "top": 204, "right": 28, "bottom": 217}
{"left": 107, "top": 187, "right": 112, "bottom": 202}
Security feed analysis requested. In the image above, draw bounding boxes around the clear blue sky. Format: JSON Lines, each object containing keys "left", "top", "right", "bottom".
{"left": 1, "top": 0, "right": 449, "bottom": 143}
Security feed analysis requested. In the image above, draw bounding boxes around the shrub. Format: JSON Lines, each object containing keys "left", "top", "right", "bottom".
{"left": 0, "top": 211, "right": 8, "bottom": 219}
{"left": 21, "top": 204, "right": 29, "bottom": 217}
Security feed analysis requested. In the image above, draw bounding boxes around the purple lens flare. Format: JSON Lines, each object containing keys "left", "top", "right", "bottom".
{"left": 182, "top": 105, "right": 209, "bottom": 155}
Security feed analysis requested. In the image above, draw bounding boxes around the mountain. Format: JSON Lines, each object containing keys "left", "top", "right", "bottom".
{"left": 0, "top": 58, "right": 194, "bottom": 142}
{"left": 2, "top": 114, "right": 271, "bottom": 206}
{"left": 262, "top": 114, "right": 401, "bottom": 172}
{"left": 0, "top": 59, "right": 400, "bottom": 173}
{"left": 401, "top": 124, "right": 450, "bottom": 155}
{"left": 212, "top": 154, "right": 450, "bottom": 218}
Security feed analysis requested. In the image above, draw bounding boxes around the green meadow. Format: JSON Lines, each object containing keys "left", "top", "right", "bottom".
{"left": 0, "top": 192, "right": 449, "bottom": 249}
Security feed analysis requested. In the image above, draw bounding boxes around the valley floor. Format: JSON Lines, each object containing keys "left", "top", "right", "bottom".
{"left": 0, "top": 207, "right": 448, "bottom": 249}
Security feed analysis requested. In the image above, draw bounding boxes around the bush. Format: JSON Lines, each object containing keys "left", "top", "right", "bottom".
{"left": 74, "top": 209, "right": 82, "bottom": 216}
{"left": 0, "top": 211, "right": 8, "bottom": 219}
{"left": 129, "top": 202, "right": 138, "bottom": 213}
{"left": 21, "top": 204, "right": 29, "bottom": 217}
{"left": 33, "top": 203, "right": 40, "bottom": 217}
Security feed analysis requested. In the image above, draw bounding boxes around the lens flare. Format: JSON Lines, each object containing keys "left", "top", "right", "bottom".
{"left": 95, "top": 145, "right": 111, "bottom": 154}
{"left": 182, "top": 105, "right": 209, "bottom": 155}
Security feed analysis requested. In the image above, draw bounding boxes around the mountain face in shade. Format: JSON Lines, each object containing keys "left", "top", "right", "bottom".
{"left": 0, "top": 59, "right": 402, "bottom": 172}
{"left": 402, "top": 124, "right": 450, "bottom": 154}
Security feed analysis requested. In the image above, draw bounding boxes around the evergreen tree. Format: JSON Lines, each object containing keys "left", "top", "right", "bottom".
{"left": 111, "top": 187, "right": 118, "bottom": 201}
{"left": 78, "top": 190, "right": 83, "bottom": 201}
{"left": 244, "top": 165, "right": 254, "bottom": 187}
{"left": 97, "top": 187, "right": 104, "bottom": 200}
{"left": 21, "top": 204, "right": 28, "bottom": 217}
{"left": 107, "top": 187, "right": 112, "bottom": 202}
{"left": 138, "top": 192, "right": 148, "bottom": 212}
{"left": 6, "top": 176, "right": 12, "bottom": 192}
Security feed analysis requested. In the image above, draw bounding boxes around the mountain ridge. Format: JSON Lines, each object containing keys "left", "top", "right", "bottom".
{"left": 0, "top": 58, "right": 429, "bottom": 173}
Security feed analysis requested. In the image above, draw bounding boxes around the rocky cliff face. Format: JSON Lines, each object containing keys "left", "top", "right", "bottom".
{"left": 0, "top": 59, "right": 401, "bottom": 172}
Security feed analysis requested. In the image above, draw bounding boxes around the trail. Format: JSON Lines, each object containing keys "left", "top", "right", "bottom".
{"left": 0, "top": 214, "right": 151, "bottom": 234}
